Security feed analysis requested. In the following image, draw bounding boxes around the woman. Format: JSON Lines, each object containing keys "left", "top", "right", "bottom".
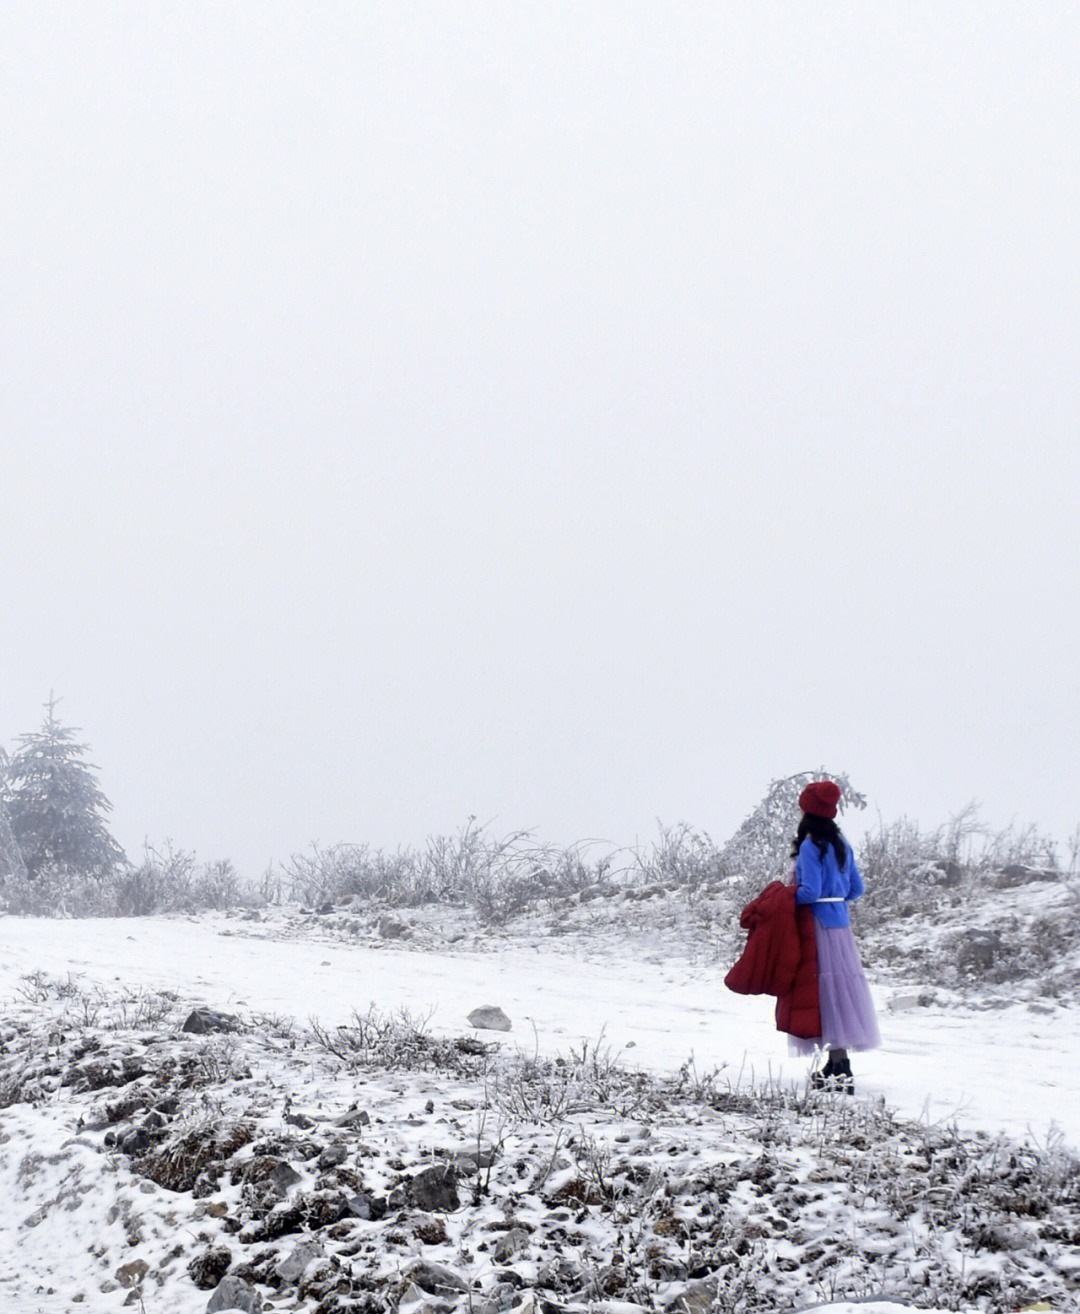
{"left": 790, "top": 780, "right": 880, "bottom": 1091}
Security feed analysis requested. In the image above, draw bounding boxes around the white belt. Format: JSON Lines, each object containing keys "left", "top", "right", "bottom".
{"left": 814, "top": 897, "right": 845, "bottom": 903}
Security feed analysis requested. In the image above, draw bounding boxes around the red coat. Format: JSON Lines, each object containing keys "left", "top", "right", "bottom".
{"left": 775, "top": 903, "right": 821, "bottom": 1040}
{"left": 725, "top": 881, "right": 800, "bottom": 995}
{"left": 725, "top": 881, "right": 821, "bottom": 1041}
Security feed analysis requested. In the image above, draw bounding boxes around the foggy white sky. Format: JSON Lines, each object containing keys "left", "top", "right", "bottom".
{"left": 3, "top": 2, "right": 1078, "bottom": 878}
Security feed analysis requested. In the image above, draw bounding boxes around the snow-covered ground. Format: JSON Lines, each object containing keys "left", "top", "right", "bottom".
{"left": 1, "top": 912, "right": 1075, "bottom": 1152}
{"left": 2, "top": 911, "right": 1077, "bottom": 1314}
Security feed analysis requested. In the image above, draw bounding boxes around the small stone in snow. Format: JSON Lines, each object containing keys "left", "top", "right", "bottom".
{"left": 206, "top": 1274, "right": 263, "bottom": 1313}
{"left": 275, "top": 1239, "right": 324, "bottom": 1283}
{"left": 346, "top": 1191, "right": 374, "bottom": 1219}
{"left": 182, "top": 1008, "right": 240, "bottom": 1035}
{"left": 467, "top": 1005, "right": 511, "bottom": 1031}
{"left": 318, "top": 1143, "right": 348, "bottom": 1169}
{"left": 493, "top": 1227, "right": 530, "bottom": 1262}
{"left": 115, "top": 1259, "right": 148, "bottom": 1288}
{"left": 406, "top": 1259, "right": 468, "bottom": 1295}
{"left": 334, "top": 1108, "right": 371, "bottom": 1128}
{"left": 406, "top": 1163, "right": 460, "bottom": 1212}
{"left": 397, "top": 1281, "right": 428, "bottom": 1314}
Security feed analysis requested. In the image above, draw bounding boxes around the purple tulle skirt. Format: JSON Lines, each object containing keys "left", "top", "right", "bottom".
{"left": 788, "top": 919, "right": 881, "bottom": 1055}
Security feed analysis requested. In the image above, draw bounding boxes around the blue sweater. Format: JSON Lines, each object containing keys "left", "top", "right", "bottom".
{"left": 794, "top": 836, "right": 864, "bottom": 927}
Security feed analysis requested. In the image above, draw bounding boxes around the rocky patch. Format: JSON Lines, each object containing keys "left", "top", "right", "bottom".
{"left": 2, "top": 978, "right": 1079, "bottom": 1314}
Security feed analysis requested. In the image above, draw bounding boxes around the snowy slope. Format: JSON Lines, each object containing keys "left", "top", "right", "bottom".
{"left": 1, "top": 912, "right": 1076, "bottom": 1151}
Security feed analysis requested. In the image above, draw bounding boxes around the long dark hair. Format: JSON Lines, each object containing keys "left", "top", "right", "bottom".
{"left": 791, "top": 813, "right": 848, "bottom": 869}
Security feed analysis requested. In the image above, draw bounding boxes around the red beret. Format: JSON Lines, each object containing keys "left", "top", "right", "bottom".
{"left": 798, "top": 781, "right": 842, "bottom": 819}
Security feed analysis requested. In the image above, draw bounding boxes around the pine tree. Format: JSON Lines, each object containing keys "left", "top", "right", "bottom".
{"left": 0, "top": 745, "right": 28, "bottom": 881}
{"left": 4, "top": 695, "right": 126, "bottom": 879}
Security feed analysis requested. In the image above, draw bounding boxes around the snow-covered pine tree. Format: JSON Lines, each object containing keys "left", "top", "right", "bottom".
{"left": 0, "top": 744, "right": 28, "bottom": 881}
{"left": 4, "top": 695, "right": 126, "bottom": 879}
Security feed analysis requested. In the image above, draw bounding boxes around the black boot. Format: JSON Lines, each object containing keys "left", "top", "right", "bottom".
{"left": 810, "top": 1054, "right": 854, "bottom": 1094}
{"left": 831, "top": 1055, "right": 855, "bottom": 1094}
{"left": 810, "top": 1055, "right": 836, "bottom": 1090}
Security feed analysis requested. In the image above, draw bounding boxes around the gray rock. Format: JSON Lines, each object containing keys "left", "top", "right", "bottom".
{"left": 1000, "top": 863, "right": 1048, "bottom": 886}
{"left": 957, "top": 929, "right": 1000, "bottom": 972}
{"left": 407, "top": 1163, "right": 460, "bottom": 1212}
{"left": 941, "top": 860, "right": 964, "bottom": 886}
{"left": 976, "top": 1221, "right": 1031, "bottom": 1252}
{"left": 192, "top": 1171, "right": 219, "bottom": 1200}
{"left": 493, "top": 1227, "right": 531, "bottom": 1262}
{"left": 115, "top": 1259, "right": 148, "bottom": 1288}
{"left": 665, "top": 1277, "right": 717, "bottom": 1314}
{"left": 120, "top": 1126, "right": 154, "bottom": 1155}
{"left": 577, "top": 883, "right": 611, "bottom": 903}
{"left": 188, "top": 1247, "right": 232, "bottom": 1290}
{"left": 465, "top": 1301, "right": 505, "bottom": 1314}
{"left": 241, "top": 1155, "right": 302, "bottom": 1196}
{"left": 887, "top": 991, "right": 934, "bottom": 1012}
{"left": 207, "top": 1274, "right": 263, "bottom": 1312}
{"left": 275, "top": 1239, "right": 324, "bottom": 1283}
{"left": 467, "top": 1005, "right": 511, "bottom": 1032}
{"left": 397, "top": 1281, "right": 428, "bottom": 1311}
{"left": 297, "top": 1188, "right": 350, "bottom": 1229}
{"left": 537, "top": 1258, "right": 584, "bottom": 1291}
{"left": 405, "top": 1259, "right": 468, "bottom": 1295}
{"left": 480, "top": 1281, "right": 532, "bottom": 1313}
{"left": 378, "top": 915, "right": 406, "bottom": 939}
{"left": 317, "top": 1143, "right": 348, "bottom": 1169}
{"left": 450, "top": 1148, "right": 497, "bottom": 1171}
{"left": 183, "top": 1008, "right": 240, "bottom": 1035}
{"left": 335, "top": 1108, "right": 371, "bottom": 1128}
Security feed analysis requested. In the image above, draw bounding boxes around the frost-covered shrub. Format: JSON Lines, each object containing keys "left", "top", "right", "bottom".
{"left": 429, "top": 822, "right": 601, "bottom": 924}
{"left": 857, "top": 808, "right": 1072, "bottom": 926}
{"left": 0, "top": 843, "right": 248, "bottom": 917}
{"left": 113, "top": 860, "right": 174, "bottom": 916}
{"left": 631, "top": 823, "right": 724, "bottom": 900}
{"left": 954, "top": 915, "right": 1076, "bottom": 986}
{"left": 540, "top": 850, "right": 608, "bottom": 907}
{"left": 112, "top": 844, "right": 201, "bottom": 915}
{"left": 855, "top": 810, "right": 1080, "bottom": 991}
{"left": 858, "top": 807, "right": 1005, "bottom": 933}
{"left": 283, "top": 842, "right": 425, "bottom": 907}
{"left": 280, "top": 822, "right": 607, "bottom": 924}
{"left": 422, "top": 818, "right": 538, "bottom": 909}
{"left": 309, "top": 1004, "right": 480, "bottom": 1073}
{"left": 0, "top": 863, "right": 115, "bottom": 916}
{"left": 721, "top": 770, "right": 866, "bottom": 914}
{"left": 110, "top": 846, "right": 248, "bottom": 915}
{"left": 192, "top": 859, "right": 245, "bottom": 910}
